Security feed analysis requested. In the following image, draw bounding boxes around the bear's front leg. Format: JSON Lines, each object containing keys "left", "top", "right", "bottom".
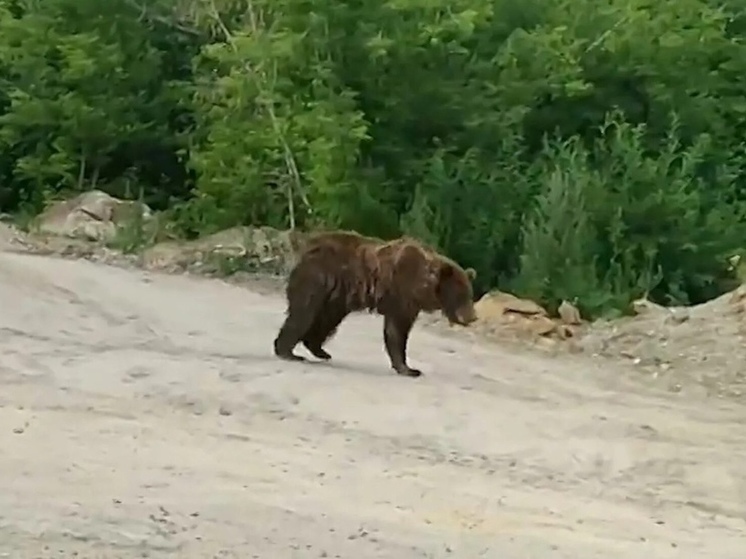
{"left": 383, "top": 312, "right": 421, "bottom": 377}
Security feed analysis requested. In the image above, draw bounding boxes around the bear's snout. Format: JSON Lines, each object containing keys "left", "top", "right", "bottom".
{"left": 446, "top": 304, "right": 478, "bottom": 326}
{"left": 459, "top": 307, "right": 478, "bottom": 325}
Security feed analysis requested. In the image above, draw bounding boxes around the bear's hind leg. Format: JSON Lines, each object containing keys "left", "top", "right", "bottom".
{"left": 274, "top": 311, "right": 310, "bottom": 361}
{"left": 302, "top": 305, "right": 348, "bottom": 360}
{"left": 274, "top": 295, "right": 326, "bottom": 362}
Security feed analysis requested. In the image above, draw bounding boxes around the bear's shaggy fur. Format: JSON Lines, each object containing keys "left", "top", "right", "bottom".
{"left": 273, "top": 230, "right": 478, "bottom": 377}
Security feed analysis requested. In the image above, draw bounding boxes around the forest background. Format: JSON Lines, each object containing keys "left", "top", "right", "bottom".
{"left": 2, "top": 0, "right": 746, "bottom": 319}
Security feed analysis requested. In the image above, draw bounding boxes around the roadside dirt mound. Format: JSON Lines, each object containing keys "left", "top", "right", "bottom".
{"left": 141, "top": 226, "right": 305, "bottom": 277}
{"left": 0, "top": 221, "right": 30, "bottom": 251}
{"left": 578, "top": 291, "right": 746, "bottom": 399}
{"left": 459, "top": 291, "right": 583, "bottom": 352}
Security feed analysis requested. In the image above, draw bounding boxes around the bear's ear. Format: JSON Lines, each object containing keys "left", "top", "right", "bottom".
{"left": 465, "top": 267, "right": 477, "bottom": 281}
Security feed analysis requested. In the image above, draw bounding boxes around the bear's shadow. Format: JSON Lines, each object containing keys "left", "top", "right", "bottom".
{"left": 302, "top": 356, "right": 428, "bottom": 378}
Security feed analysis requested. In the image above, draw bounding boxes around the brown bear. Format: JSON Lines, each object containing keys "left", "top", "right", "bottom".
{"left": 273, "top": 230, "right": 478, "bottom": 377}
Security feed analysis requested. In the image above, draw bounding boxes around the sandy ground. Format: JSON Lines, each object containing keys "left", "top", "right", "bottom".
{"left": 1, "top": 250, "right": 745, "bottom": 558}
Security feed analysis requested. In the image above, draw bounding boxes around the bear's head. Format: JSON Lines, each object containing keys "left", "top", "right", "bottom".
{"left": 434, "top": 260, "right": 478, "bottom": 326}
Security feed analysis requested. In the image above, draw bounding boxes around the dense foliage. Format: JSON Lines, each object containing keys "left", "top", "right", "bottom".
{"left": 2, "top": 0, "right": 746, "bottom": 317}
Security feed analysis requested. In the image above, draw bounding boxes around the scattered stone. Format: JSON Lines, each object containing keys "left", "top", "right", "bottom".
{"left": 526, "top": 315, "right": 556, "bottom": 336}
{"left": 477, "top": 291, "right": 547, "bottom": 317}
{"left": 471, "top": 288, "right": 594, "bottom": 349}
{"left": 665, "top": 308, "right": 690, "bottom": 325}
{"left": 558, "top": 300, "right": 582, "bottom": 325}
{"left": 34, "top": 190, "right": 152, "bottom": 242}
{"left": 557, "top": 324, "right": 575, "bottom": 339}
{"left": 631, "top": 297, "right": 666, "bottom": 316}
{"left": 475, "top": 291, "right": 556, "bottom": 340}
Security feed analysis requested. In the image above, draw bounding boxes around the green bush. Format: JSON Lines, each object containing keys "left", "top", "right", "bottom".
{"left": 1, "top": 0, "right": 746, "bottom": 318}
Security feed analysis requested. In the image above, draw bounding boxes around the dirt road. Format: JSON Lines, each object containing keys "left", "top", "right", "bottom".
{"left": 0, "top": 250, "right": 744, "bottom": 558}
